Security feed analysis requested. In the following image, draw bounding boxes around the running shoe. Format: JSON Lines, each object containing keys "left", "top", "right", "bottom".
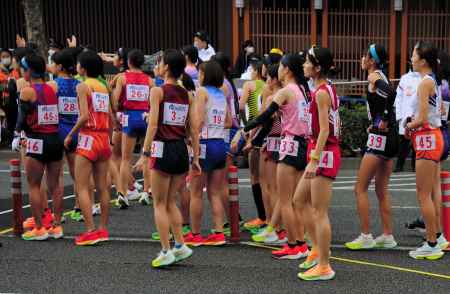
{"left": 75, "top": 231, "right": 101, "bottom": 246}
{"left": 272, "top": 243, "right": 309, "bottom": 260}
{"left": 138, "top": 192, "right": 152, "bottom": 206}
{"left": 299, "top": 249, "right": 318, "bottom": 270}
{"left": 151, "top": 231, "right": 173, "bottom": 241}
{"left": 48, "top": 225, "right": 64, "bottom": 239}
{"left": 405, "top": 217, "right": 426, "bottom": 233}
{"left": 152, "top": 250, "right": 176, "bottom": 268}
{"left": 97, "top": 228, "right": 109, "bottom": 242}
{"left": 223, "top": 223, "right": 231, "bottom": 237}
{"left": 267, "top": 230, "right": 288, "bottom": 245}
{"left": 23, "top": 209, "right": 53, "bottom": 230}
{"left": 374, "top": 234, "right": 397, "bottom": 249}
{"left": 298, "top": 265, "right": 336, "bottom": 281}
{"left": 70, "top": 209, "right": 84, "bottom": 222}
{"left": 182, "top": 225, "right": 191, "bottom": 236}
{"left": 203, "top": 232, "right": 226, "bottom": 246}
{"left": 22, "top": 227, "right": 49, "bottom": 241}
{"left": 127, "top": 188, "right": 140, "bottom": 201}
{"left": 345, "top": 233, "right": 376, "bottom": 250}
{"left": 409, "top": 242, "right": 444, "bottom": 260}
{"left": 252, "top": 226, "right": 274, "bottom": 243}
{"left": 92, "top": 205, "right": 101, "bottom": 216}
{"left": 249, "top": 226, "right": 267, "bottom": 235}
{"left": 133, "top": 181, "right": 143, "bottom": 192}
{"left": 437, "top": 234, "right": 449, "bottom": 250}
{"left": 117, "top": 193, "right": 129, "bottom": 209}
{"left": 184, "top": 232, "right": 205, "bottom": 247}
{"left": 172, "top": 244, "right": 193, "bottom": 262}
{"left": 243, "top": 218, "right": 265, "bottom": 230}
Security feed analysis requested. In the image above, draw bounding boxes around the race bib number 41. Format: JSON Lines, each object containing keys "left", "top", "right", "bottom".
{"left": 38, "top": 104, "right": 59, "bottom": 125}
{"left": 78, "top": 134, "right": 93, "bottom": 151}
{"left": 58, "top": 97, "right": 78, "bottom": 115}
{"left": 367, "top": 133, "right": 387, "bottom": 151}
{"left": 163, "top": 102, "right": 189, "bottom": 126}
{"left": 26, "top": 138, "right": 43, "bottom": 154}
{"left": 92, "top": 92, "right": 109, "bottom": 113}
{"left": 415, "top": 134, "right": 436, "bottom": 151}
{"left": 126, "top": 84, "right": 149, "bottom": 102}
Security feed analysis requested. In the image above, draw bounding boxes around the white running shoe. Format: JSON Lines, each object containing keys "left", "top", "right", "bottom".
{"left": 172, "top": 244, "right": 193, "bottom": 262}
{"left": 437, "top": 234, "right": 449, "bottom": 250}
{"left": 345, "top": 233, "right": 376, "bottom": 250}
{"left": 409, "top": 242, "right": 444, "bottom": 260}
{"left": 92, "top": 205, "right": 101, "bottom": 216}
{"left": 133, "top": 181, "right": 143, "bottom": 192}
{"left": 152, "top": 250, "right": 176, "bottom": 268}
{"left": 117, "top": 194, "right": 129, "bottom": 209}
{"left": 374, "top": 234, "right": 397, "bottom": 249}
{"left": 127, "top": 189, "right": 140, "bottom": 201}
{"left": 138, "top": 192, "right": 152, "bottom": 206}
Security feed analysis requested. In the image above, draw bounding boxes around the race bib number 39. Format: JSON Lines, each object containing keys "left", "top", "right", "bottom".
{"left": 163, "top": 102, "right": 189, "bottom": 126}
{"left": 318, "top": 151, "right": 334, "bottom": 168}
{"left": 26, "top": 138, "right": 43, "bottom": 154}
{"left": 415, "top": 134, "right": 436, "bottom": 151}
{"left": 367, "top": 133, "right": 387, "bottom": 151}
{"left": 78, "top": 134, "right": 93, "bottom": 151}
{"left": 151, "top": 141, "right": 164, "bottom": 158}
{"left": 38, "top": 104, "right": 59, "bottom": 125}
{"left": 92, "top": 92, "right": 109, "bottom": 113}
{"left": 58, "top": 97, "right": 78, "bottom": 115}
{"left": 126, "top": 84, "right": 149, "bottom": 102}
{"left": 279, "top": 137, "right": 299, "bottom": 157}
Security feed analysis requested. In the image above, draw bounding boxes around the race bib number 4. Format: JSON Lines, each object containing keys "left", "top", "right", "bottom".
{"left": 151, "top": 141, "right": 164, "bottom": 158}
{"left": 367, "top": 133, "right": 387, "bottom": 151}
{"left": 58, "top": 97, "right": 78, "bottom": 115}
{"left": 92, "top": 92, "right": 109, "bottom": 113}
{"left": 279, "top": 137, "right": 299, "bottom": 157}
{"left": 78, "top": 134, "right": 94, "bottom": 151}
{"left": 126, "top": 84, "right": 149, "bottom": 102}
{"left": 26, "top": 138, "right": 43, "bottom": 154}
{"left": 415, "top": 134, "right": 436, "bottom": 151}
{"left": 163, "top": 102, "right": 189, "bottom": 126}
{"left": 38, "top": 104, "right": 59, "bottom": 125}
{"left": 318, "top": 151, "right": 334, "bottom": 168}
{"left": 266, "top": 137, "right": 281, "bottom": 152}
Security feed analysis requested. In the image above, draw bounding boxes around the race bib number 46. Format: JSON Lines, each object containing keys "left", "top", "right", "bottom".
{"left": 38, "top": 104, "right": 59, "bottom": 125}
{"left": 279, "top": 137, "right": 299, "bottom": 157}
{"left": 26, "top": 138, "right": 43, "bottom": 154}
{"left": 163, "top": 102, "right": 189, "bottom": 126}
{"left": 92, "top": 92, "right": 109, "bottom": 113}
{"left": 415, "top": 134, "right": 436, "bottom": 151}
{"left": 58, "top": 97, "right": 78, "bottom": 115}
{"left": 367, "top": 133, "right": 387, "bottom": 151}
{"left": 126, "top": 84, "right": 149, "bottom": 102}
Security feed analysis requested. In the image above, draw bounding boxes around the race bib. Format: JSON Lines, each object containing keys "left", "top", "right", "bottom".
{"left": 199, "top": 144, "right": 206, "bottom": 159}
{"left": 318, "top": 151, "right": 334, "bottom": 168}
{"left": 224, "top": 129, "right": 231, "bottom": 144}
{"left": 298, "top": 100, "right": 309, "bottom": 122}
{"left": 367, "top": 133, "right": 387, "bottom": 151}
{"left": 58, "top": 96, "right": 78, "bottom": 115}
{"left": 307, "top": 113, "right": 313, "bottom": 136}
{"left": 208, "top": 107, "right": 226, "bottom": 128}
{"left": 163, "top": 102, "right": 189, "bottom": 126}
{"left": 121, "top": 114, "right": 129, "bottom": 127}
{"left": 442, "top": 101, "right": 450, "bottom": 121}
{"left": 266, "top": 137, "right": 281, "bottom": 152}
{"left": 38, "top": 104, "right": 58, "bottom": 125}
{"left": 415, "top": 134, "right": 436, "bottom": 151}
{"left": 330, "top": 109, "right": 340, "bottom": 138}
{"left": 151, "top": 141, "right": 164, "bottom": 158}
{"left": 26, "top": 138, "right": 43, "bottom": 154}
{"left": 78, "top": 134, "right": 93, "bottom": 151}
{"left": 92, "top": 92, "right": 109, "bottom": 113}
{"left": 279, "top": 137, "right": 299, "bottom": 157}
{"left": 126, "top": 84, "right": 149, "bottom": 102}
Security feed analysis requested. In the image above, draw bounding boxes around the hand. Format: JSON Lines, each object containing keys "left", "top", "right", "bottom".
{"left": 16, "top": 35, "right": 26, "bottom": 48}
{"left": 67, "top": 35, "right": 77, "bottom": 48}
{"left": 378, "top": 120, "right": 389, "bottom": 132}
{"left": 132, "top": 156, "right": 146, "bottom": 173}
{"left": 64, "top": 135, "right": 72, "bottom": 149}
{"left": 191, "top": 158, "right": 202, "bottom": 176}
{"left": 304, "top": 160, "right": 318, "bottom": 179}
{"left": 243, "top": 141, "right": 253, "bottom": 153}
{"left": 11, "top": 134, "right": 21, "bottom": 152}
{"left": 367, "top": 126, "right": 372, "bottom": 133}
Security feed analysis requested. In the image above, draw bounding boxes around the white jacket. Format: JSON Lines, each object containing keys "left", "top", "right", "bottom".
{"left": 395, "top": 71, "right": 421, "bottom": 135}
{"left": 198, "top": 45, "right": 216, "bottom": 62}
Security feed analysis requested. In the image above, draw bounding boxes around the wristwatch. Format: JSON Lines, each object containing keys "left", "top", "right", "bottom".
{"left": 143, "top": 149, "right": 151, "bottom": 157}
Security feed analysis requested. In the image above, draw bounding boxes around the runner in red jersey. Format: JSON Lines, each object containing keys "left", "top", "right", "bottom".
{"left": 295, "top": 47, "right": 340, "bottom": 281}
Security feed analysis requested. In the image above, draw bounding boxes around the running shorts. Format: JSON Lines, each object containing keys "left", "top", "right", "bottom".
{"left": 278, "top": 135, "right": 307, "bottom": 171}
{"left": 307, "top": 141, "right": 341, "bottom": 180}
{"left": 76, "top": 131, "right": 112, "bottom": 162}
{"left": 150, "top": 139, "right": 190, "bottom": 175}
{"left": 199, "top": 138, "right": 227, "bottom": 173}
{"left": 122, "top": 110, "right": 147, "bottom": 137}
{"left": 58, "top": 122, "right": 78, "bottom": 153}
{"left": 25, "top": 132, "right": 64, "bottom": 163}
{"left": 365, "top": 126, "right": 398, "bottom": 160}
{"left": 412, "top": 128, "right": 444, "bottom": 163}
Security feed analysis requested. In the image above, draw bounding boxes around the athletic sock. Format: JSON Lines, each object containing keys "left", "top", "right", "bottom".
{"left": 428, "top": 241, "right": 438, "bottom": 247}
{"left": 251, "top": 184, "right": 266, "bottom": 221}
{"left": 296, "top": 240, "right": 306, "bottom": 246}
{"left": 174, "top": 242, "right": 182, "bottom": 249}
{"left": 288, "top": 242, "right": 296, "bottom": 248}
{"left": 436, "top": 232, "right": 442, "bottom": 239}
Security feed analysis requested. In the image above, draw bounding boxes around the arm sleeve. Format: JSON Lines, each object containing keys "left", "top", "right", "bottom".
{"left": 374, "top": 79, "right": 397, "bottom": 121}
{"left": 15, "top": 100, "right": 31, "bottom": 132}
{"left": 243, "top": 101, "right": 279, "bottom": 132}
{"left": 251, "top": 118, "right": 273, "bottom": 147}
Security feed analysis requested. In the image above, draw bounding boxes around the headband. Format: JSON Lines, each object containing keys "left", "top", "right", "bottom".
{"left": 369, "top": 44, "right": 381, "bottom": 65}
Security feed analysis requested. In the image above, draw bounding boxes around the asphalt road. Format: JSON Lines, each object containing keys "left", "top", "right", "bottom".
{"left": 0, "top": 151, "right": 449, "bottom": 294}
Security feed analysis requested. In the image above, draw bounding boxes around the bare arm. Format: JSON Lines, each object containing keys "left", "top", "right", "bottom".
{"left": 143, "top": 87, "right": 163, "bottom": 153}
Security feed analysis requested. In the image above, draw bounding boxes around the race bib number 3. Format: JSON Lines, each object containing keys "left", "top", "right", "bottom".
{"left": 415, "top": 134, "right": 436, "bottom": 151}
{"left": 279, "top": 137, "right": 299, "bottom": 157}
{"left": 38, "top": 105, "right": 59, "bottom": 125}
{"left": 126, "top": 84, "right": 149, "bottom": 102}
{"left": 367, "top": 133, "right": 387, "bottom": 151}
{"left": 163, "top": 102, "right": 189, "bottom": 126}
{"left": 26, "top": 138, "right": 43, "bottom": 154}
{"left": 318, "top": 151, "right": 334, "bottom": 168}
{"left": 266, "top": 137, "right": 281, "bottom": 152}
{"left": 58, "top": 97, "right": 78, "bottom": 115}
{"left": 78, "top": 134, "right": 93, "bottom": 151}
{"left": 92, "top": 92, "right": 109, "bottom": 113}
{"left": 151, "top": 141, "right": 164, "bottom": 158}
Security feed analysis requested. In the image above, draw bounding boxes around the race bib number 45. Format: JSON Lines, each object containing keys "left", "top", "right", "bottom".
{"left": 92, "top": 92, "right": 109, "bottom": 113}
{"left": 163, "top": 102, "right": 189, "bottom": 126}
{"left": 126, "top": 84, "right": 149, "bottom": 102}
{"left": 26, "top": 138, "right": 43, "bottom": 154}
{"left": 38, "top": 104, "right": 58, "bottom": 125}
{"left": 415, "top": 134, "right": 436, "bottom": 151}
{"left": 367, "top": 133, "right": 387, "bottom": 151}
{"left": 58, "top": 97, "right": 78, "bottom": 115}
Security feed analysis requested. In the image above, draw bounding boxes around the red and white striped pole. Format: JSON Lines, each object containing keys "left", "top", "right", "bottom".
{"left": 228, "top": 165, "right": 240, "bottom": 243}
{"left": 10, "top": 159, "right": 24, "bottom": 236}
{"left": 441, "top": 171, "right": 450, "bottom": 251}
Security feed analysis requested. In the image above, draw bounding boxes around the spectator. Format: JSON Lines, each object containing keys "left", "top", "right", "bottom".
{"left": 233, "top": 40, "right": 255, "bottom": 77}
{"left": 193, "top": 30, "right": 215, "bottom": 62}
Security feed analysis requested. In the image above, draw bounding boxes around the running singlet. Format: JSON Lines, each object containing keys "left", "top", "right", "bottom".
{"left": 201, "top": 86, "right": 227, "bottom": 140}
{"left": 121, "top": 71, "right": 150, "bottom": 111}
{"left": 55, "top": 77, "right": 80, "bottom": 125}
{"left": 367, "top": 70, "right": 394, "bottom": 125}
{"left": 26, "top": 83, "right": 59, "bottom": 134}
{"left": 280, "top": 83, "right": 309, "bottom": 137}
{"left": 411, "top": 74, "right": 442, "bottom": 129}
{"left": 247, "top": 79, "right": 264, "bottom": 120}
{"left": 224, "top": 78, "right": 240, "bottom": 128}
{"left": 81, "top": 78, "right": 110, "bottom": 132}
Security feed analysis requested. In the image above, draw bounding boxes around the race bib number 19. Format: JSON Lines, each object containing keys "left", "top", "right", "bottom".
{"left": 415, "top": 134, "right": 436, "bottom": 151}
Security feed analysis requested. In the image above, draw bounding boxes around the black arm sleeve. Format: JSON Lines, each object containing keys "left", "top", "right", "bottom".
{"left": 251, "top": 118, "right": 274, "bottom": 147}
{"left": 374, "top": 79, "right": 397, "bottom": 121}
{"left": 243, "top": 101, "right": 280, "bottom": 132}
{"left": 15, "top": 100, "right": 31, "bottom": 132}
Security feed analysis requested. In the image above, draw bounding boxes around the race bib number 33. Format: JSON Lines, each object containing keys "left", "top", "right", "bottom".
{"left": 279, "top": 137, "right": 299, "bottom": 157}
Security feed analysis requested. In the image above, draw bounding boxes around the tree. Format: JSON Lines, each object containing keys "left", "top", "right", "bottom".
{"left": 21, "top": 0, "right": 47, "bottom": 58}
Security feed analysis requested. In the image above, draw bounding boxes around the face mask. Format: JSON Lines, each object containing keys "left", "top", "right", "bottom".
{"left": 48, "top": 49, "right": 56, "bottom": 56}
{"left": 245, "top": 46, "right": 255, "bottom": 54}
{"left": 1, "top": 58, "right": 11, "bottom": 67}
{"left": 194, "top": 41, "right": 200, "bottom": 49}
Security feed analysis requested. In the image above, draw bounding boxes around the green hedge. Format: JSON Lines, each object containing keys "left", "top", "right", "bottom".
{"left": 339, "top": 104, "right": 369, "bottom": 157}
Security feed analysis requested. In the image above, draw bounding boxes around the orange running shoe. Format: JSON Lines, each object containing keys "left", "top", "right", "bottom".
{"left": 299, "top": 248, "right": 319, "bottom": 270}
{"left": 298, "top": 264, "right": 335, "bottom": 281}
{"left": 22, "top": 227, "right": 49, "bottom": 241}
{"left": 23, "top": 209, "right": 53, "bottom": 230}
{"left": 243, "top": 218, "right": 265, "bottom": 230}
{"left": 48, "top": 225, "right": 64, "bottom": 239}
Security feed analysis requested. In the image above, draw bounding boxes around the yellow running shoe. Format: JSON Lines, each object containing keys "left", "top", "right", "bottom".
{"left": 299, "top": 249, "right": 318, "bottom": 270}
{"left": 298, "top": 264, "right": 335, "bottom": 281}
